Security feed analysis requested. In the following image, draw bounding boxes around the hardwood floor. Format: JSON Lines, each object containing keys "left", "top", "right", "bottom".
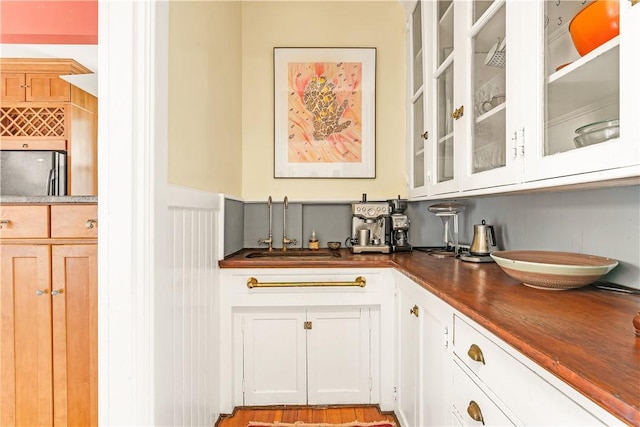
{"left": 216, "top": 405, "right": 399, "bottom": 426}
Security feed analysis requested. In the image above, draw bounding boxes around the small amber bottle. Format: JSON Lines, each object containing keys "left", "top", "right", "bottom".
{"left": 309, "top": 230, "right": 319, "bottom": 250}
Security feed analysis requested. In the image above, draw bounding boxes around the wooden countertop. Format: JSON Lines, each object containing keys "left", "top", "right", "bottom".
{"left": 220, "top": 248, "right": 640, "bottom": 425}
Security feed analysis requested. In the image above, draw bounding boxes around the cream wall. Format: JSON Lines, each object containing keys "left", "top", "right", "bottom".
{"left": 168, "top": 1, "right": 243, "bottom": 196}
{"left": 241, "top": 1, "right": 407, "bottom": 202}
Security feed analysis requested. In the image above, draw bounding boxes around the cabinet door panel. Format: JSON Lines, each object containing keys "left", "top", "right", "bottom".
{"left": 1, "top": 73, "right": 26, "bottom": 101}
{"left": 240, "top": 310, "right": 307, "bottom": 405}
{"left": 306, "top": 307, "right": 371, "bottom": 405}
{"left": 0, "top": 245, "right": 52, "bottom": 427}
{"left": 26, "top": 73, "right": 70, "bottom": 102}
{"left": 51, "top": 245, "right": 98, "bottom": 427}
{"left": 396, "top": 287, "right": 421, "bottom": 427}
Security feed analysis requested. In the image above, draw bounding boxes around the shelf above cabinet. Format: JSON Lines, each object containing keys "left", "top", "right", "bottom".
{"left": 547, "top": 36, "right": 619, "bottom": 118}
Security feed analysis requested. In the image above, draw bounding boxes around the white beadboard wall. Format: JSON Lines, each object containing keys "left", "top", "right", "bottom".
{"left": 162, "top": 185, "right": 223, "bottom": 426}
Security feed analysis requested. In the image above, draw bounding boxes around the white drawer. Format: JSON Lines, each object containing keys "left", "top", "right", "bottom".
{"left": 221, "top": 268, "right": 389, "bottom": 308}
{"left": 454, "top": 315, "right": 610, "bottom": 426}
{"left": 454, "top": 314, "right": 521, "bottom": 396}
{"left": 452, "top": 361, "right": 516, "bottom": 427}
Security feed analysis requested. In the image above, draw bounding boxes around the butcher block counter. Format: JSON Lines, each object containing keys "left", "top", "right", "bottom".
{"left": 220, "top": 248, "right": 640, "bottom": 425}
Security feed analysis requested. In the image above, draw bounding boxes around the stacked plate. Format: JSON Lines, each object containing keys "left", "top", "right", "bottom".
{"left": 573, "top": 119, "right": 619, "bottom": 148}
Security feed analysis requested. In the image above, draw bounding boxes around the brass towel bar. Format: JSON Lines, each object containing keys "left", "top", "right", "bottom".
{"left": 247, "top": 276, "right": 366, "bottom": 289}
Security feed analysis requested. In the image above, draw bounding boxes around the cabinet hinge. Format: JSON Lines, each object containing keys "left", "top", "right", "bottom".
{"left": 443, "top": 325, "right": 449, "bottom": 349}
{"left": 519, "top": 127, "right": 525, "bottom": 157}
{"left": 242, "top": 378, "right": 245, "bottom": 393}
{"left": 393, "top": 386, "right": 397, "bottom": 402}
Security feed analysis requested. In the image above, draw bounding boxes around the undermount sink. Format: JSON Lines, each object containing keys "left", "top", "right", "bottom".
{"left": 245, "top": 249, "right": 341, "bottom": 259}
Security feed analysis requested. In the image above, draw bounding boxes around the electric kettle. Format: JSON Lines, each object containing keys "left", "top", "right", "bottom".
{"left": 470, "top": 220, "right": 498, "bottom": 256}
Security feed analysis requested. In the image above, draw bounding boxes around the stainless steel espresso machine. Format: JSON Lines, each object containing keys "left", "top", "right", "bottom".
{"left": 388, "top": 196, "right": 412, "bottom": 252}
{"left": 348, "top": 194, "right": 391, "bottom": 254}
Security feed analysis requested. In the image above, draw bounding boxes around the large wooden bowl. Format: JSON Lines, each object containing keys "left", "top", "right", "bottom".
{"left": 490, "top": 250, "right": 618, "bottom": 290}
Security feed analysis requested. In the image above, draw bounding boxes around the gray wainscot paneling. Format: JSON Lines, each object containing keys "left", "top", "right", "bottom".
{"left": 408, "top": 185, "right": 640, "bottom": 289}
{"left": 228, "top": 185, "right": 639, "bottom": 288}
{"left": 224, "top": 198, "right": 244, "bottom": 257}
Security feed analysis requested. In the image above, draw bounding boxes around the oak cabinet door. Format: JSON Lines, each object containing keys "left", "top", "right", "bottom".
{"left": 51, "top": 245, "right": 98, "bottom": 427}
{"left": 25, "top": 73, "right": 71, "bottom": 102}
{"left": 0, "top": 245, "right": 53, "bottom": 427}
{"left": 0, "top": 73, "right": 26, "bottom": 101}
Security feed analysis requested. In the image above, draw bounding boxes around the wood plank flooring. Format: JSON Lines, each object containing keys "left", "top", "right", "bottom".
{"left": 216, "top": 405, "right": 399, "bottom": 426}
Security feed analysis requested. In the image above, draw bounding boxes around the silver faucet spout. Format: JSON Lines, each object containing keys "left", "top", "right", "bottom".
{"left": 282, "top": 195, "right": 297, "bottom": 251}
{"left": 258, "top": 195, "right": 274, "bottom": 251}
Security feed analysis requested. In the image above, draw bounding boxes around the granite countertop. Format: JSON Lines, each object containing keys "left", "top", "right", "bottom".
{"left": 0, "top": 195, "right": 98, "bottom": 204}
{"left": 220, "top": 248, "right": 640, "bottom": 425}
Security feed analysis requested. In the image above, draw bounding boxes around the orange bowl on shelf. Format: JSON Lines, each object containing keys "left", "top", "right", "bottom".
{"left": 569, "top": 0, "right": 619, "bottom": 57}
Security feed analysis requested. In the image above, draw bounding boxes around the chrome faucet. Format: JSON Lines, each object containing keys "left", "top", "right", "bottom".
{"left": 282, "top": 195, "right": 297, "bottom": 251}
{"left": 258, "top": 196, "right": 274, "bottom": 251}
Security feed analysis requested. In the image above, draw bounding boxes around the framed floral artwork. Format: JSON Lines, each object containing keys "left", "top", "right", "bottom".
{"left": 274, "top": 47, "right": 376, "bottom": 178}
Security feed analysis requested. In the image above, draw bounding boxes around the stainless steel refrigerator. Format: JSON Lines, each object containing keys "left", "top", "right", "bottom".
{"left": 0, "top": 150, "right": 67, "bottom": 196}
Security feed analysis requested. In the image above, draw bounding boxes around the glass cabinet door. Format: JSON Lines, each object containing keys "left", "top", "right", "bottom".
{"left": 427, "top": 0, "right": 458, "bottom": 194}
{"left": 460, "top": 0, "right": 524, "bottom": 191}
{"left": 524, "top": 0, "right": 636, "bottom": 181}
{"left": 470, "top": 2, "right": 506, "bottom": 175}
{"left": 408, "top": 1, "right": 427, "bottom": 196}
{"left": 543, "top": 0, "right": 619, "bottom": 158}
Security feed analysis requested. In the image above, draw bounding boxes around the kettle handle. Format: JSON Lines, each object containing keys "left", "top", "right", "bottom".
{"left": 487, "top": 225, "right": 497, "bottom": 247}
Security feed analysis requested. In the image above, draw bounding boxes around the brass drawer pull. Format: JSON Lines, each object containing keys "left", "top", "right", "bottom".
{"left": 467, "top": 400, "right": 485, "bottom": 425}
{"left": 467, "top": 343, "right": 486, "bottom": 364}
{"left": 0, "top": 219, "right": 9, "bottom": 229}
{"left": 247, "top": 276, "right": 366, "bottom": 289}
{"left": 86, "top": 219, "right": 98, "bottom": 229}
{"left": 410, "top": 305, "right": 419, "bottom": 317}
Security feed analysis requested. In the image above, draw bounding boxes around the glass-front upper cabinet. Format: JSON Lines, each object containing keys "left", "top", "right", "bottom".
{"left": 460, "top": 0, "right": 525, "bottom": 191}
{"left": 524, "top": 0, "right": 639, "bottom": 181}
{"left": 406, "top": 1, "right": 427, "bottom": 198}
{"left": 425, "top": 0, "right": 459, "bottom": 196}
{"left": 406, "top": 0, "right": 639, "bottom": 199}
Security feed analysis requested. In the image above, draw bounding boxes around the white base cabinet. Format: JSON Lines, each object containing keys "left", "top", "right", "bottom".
{"left": 395, "top": 270, "right": 453, "bottom": 427}
{"left": 395, "top": 272, "right": 623, "bottom": 427}
{"left": 452, "top": 313, "right": 622, "bottom": 426}
{"left": 219, "top": 268, "right": 395, "bottom": 413}
{"left": 234, "top": 307, "right": 375, "bottom": 406}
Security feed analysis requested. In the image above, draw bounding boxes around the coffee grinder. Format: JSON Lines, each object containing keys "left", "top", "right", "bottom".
{"left": 349, "top": 194, "right": 391, "bottom": 254}
{"left": 387, "top": 195, "right": 411, "bottom": 252}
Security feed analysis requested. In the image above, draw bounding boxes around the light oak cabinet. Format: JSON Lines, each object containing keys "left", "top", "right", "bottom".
{"left": 0, "top": 72, "right": 71, "bottom": 102}
{"left": 405, "top": 0, "right": 640, "bottom": 199}
{"left": 0, "top": 59, "right": 98, "bottom": 195}
{"left": 0, "top": 204, "right": 97, "bottom": 427}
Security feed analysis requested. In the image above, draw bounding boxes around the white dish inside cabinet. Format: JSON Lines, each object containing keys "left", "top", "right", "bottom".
{"left": 544, "top": 0, "right": 620, "bottom": 156}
